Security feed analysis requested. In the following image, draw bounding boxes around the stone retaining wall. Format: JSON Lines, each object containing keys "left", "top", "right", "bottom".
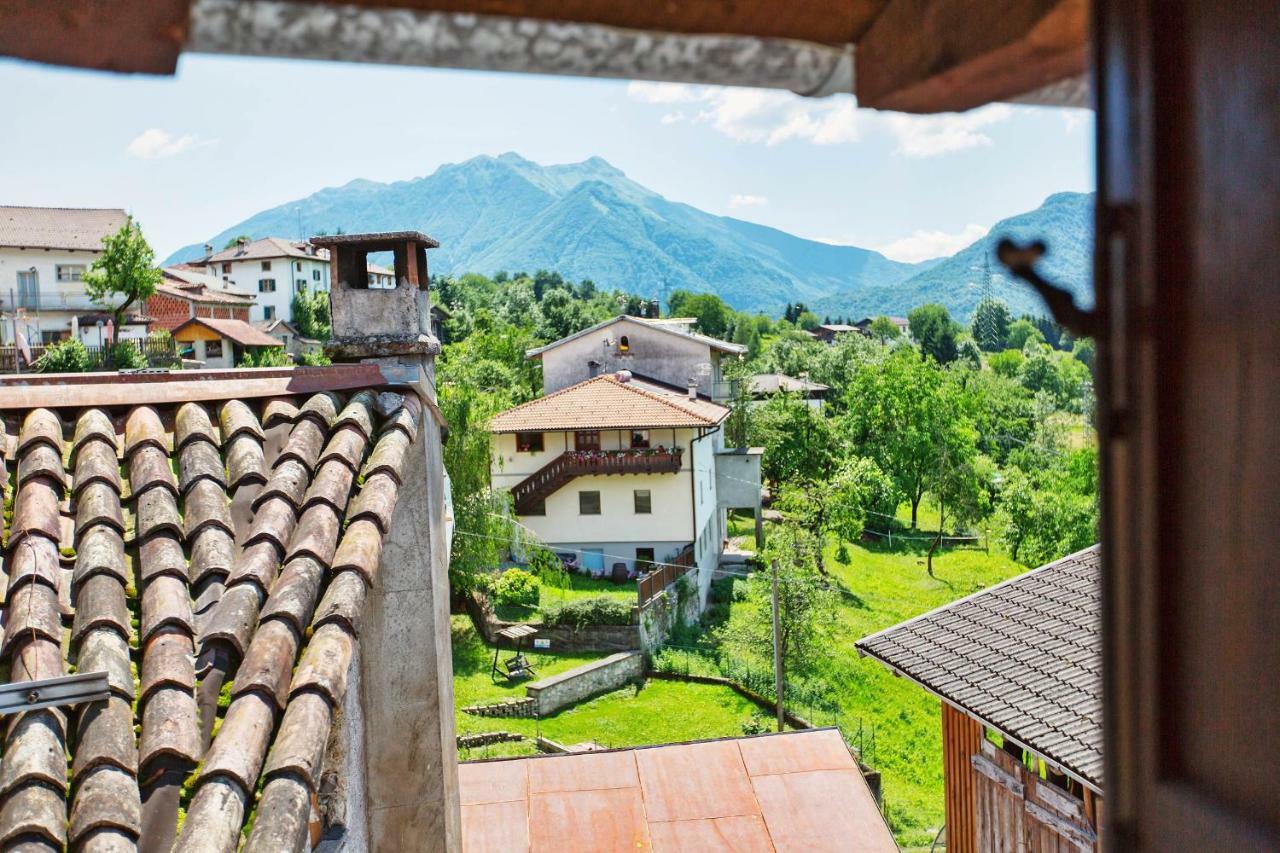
{"left": 465, "top": 591, "right": 641, "bottom": 653}
{"left": 525, "top": 652, "right": 645, "bottom": 716}
{"left": 637, "top": 574, "right": 702, "bottom": 652}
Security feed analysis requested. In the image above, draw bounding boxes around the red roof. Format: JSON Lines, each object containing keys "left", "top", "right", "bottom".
{"left": 489, "top": 374, "right": 728, "bottom": 433}
{"left": 174, "top": 317, "right": 283, "bottom": 348}
{"left": 458, "top": 729, "right": 896, "bottom": 852}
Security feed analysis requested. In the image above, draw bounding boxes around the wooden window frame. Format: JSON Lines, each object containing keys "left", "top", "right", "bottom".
{"left": 574, "top": 430, "right": 600, "bottom": 451}
{"left": 516, "top": 433, "right": 544, "bottom": 453}
{"left": 578, "top": 490, "right": 601, "bottom": 515}
{"left": 633, "top": 489, "right": 652, "bottom": 514}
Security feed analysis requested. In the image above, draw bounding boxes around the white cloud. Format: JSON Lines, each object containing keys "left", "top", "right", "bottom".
{"left": 880, "top": 105, "right": 1013, "bottom": 158}
{"left": 126, "top": 128, "right": 209, "bottom": 160}
{"left": 877, "top": 223, "right": 990, "bottom": 263}
{"left": 728, "top": 194, "right": 768, "bottom": 209}
{"left": 627, "top": 82, "right": 860, "bottom": 146}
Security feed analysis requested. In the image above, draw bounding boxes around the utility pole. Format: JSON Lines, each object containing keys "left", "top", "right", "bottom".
{"left": 771, "top": 559, "right": 784, "bottom": 732}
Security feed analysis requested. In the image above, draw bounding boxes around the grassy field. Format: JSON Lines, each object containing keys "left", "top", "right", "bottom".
{"left": 489, "top": 574, "right": 637, "bottom": 623}
{"left": 451, "top": 616, "right": 769, "bottom": 761}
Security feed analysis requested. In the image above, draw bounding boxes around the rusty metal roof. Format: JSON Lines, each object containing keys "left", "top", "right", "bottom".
{"left": 489, "top": 374, "right": 729, "bottom": 433}
{"left": 458, "top": 729, "right": 897, "bottom": 852}
{"left": 0, "top": 378, "right": 422, "bottom": 850}
{"left": 857, "top": 545, "right": 1103, "bottom": 791}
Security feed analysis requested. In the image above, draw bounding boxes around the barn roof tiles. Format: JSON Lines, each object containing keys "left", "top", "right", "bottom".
{"left": 0, "top": 374, "right": 421, "bottom": 850}
{"left": 856, "top": 545, "right": 1103, "bottom": 790}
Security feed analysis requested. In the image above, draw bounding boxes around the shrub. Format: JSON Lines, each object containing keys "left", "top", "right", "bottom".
{"left": 239, "top": 347, "right": 290, "bottom": 368}
{"left": 540, "top": 596, "right": 633, "bottom": 629}
{"left": 491, "top": 568, "right": 540, "bottom": 607}
{"left": 298, "top": 349, "right": 331, "bottom": 366}
{"left": 109, "top": 341, "right": 147, "bottom": 370}
{"left": 36, "top": 338, "right": 91, "bottom": 373}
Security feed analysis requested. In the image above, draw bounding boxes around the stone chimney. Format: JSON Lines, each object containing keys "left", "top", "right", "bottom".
{"left": 688, "top": 380, "right": 699, "bottom": 399}
{"left": 308, "top": 230, "right": 458, "bottom": 852}
{"left": 235, "top": 237, "right": 247, "bottom": 253}
{"left": 202, "top": 242, "right": 213, "bottom": 258}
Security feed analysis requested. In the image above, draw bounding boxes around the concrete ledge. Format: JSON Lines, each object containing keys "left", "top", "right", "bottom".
{"left": 525, "top": 652, "right": 644, "bottom": 716}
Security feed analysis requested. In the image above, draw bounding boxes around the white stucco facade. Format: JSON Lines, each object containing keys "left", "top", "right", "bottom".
{"left": 492, "top": 425, "right": 726, "bottom": 587}
{"left": 0, "top": 246, "right": 119, "bottom": 344}
{"left": 197, "top": 240, "right": 330, "bottom": 324}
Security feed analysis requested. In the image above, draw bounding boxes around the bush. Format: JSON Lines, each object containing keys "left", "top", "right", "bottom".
{"left": 108, "top": 341, "right": 147, "bottom": 370}
{"left": 239, "top": 347, "right": 290, "bottom": 368}
{"left": 540, "top": 595, "right": 633, "bottom": 629}
{"left": 491, "top": 568, "right": 540, "bottom": 607}
{"left": 36, "top": 338, "right": 91, "bottom": 373}
{"left": 298, "top": 349, "right": 331, "bottom": 366}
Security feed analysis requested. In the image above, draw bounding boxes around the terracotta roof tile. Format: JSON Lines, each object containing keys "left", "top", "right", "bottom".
{"left": 490, "top": 374, "right": 729, "bottom": 433}
{"left": 0, "top": 377, "right": 421, "bottom": 851}
{"left": 174, "top": 317, "right": 284, "bottom": 348}
{"left": 0, "top": 206, "right": 127, "bottom": 252}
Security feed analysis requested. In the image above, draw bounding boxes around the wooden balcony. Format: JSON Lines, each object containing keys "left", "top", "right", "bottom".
{"left": 512, "top": 448, "right": 683, "bottom": 514}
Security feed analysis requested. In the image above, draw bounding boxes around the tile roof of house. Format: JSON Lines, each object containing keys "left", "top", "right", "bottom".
{"left": 0, "top": 371, "right": 422, "bottom": 850}
{"left": 203, "top": 237, "right": 329, "bottom": 264}
{"left": 488, "top": 373, "right": 729, "bottom": 433}
{"left": 160, "top": 268, "right": 256, "bottom": 305}
{"left": 525, "top": 315, "right": 747, "bottom": 358}
{"left": 256, "top": 319, "right": 322, "bottom": 346}
{"left": 749, "top": 373, "right": 829, "bottom": 395}
{"left": 856, "top": 545, "right": 1103, "bottom": 791}
{"left": 458, "top": 729, "right": 896, "bottom": 853}
{"left": 0, "top": 206, "right": 128, "bottom": 251}
{"left": 174, "top": 317, "right": 284, "bottom": 348}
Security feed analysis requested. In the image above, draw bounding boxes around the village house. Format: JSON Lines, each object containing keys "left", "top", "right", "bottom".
{"left": 0, "top": 205, "right": 137, "bottom": 345}
{"left": 172, "top": 315, "right": 285, "bottom": 367}
{"left": 749, "top": 372, "right": 829, "bottom": 409}
{"left": 146, "top": 266, "right": 257, "bottom": 331}
{"left": 194, "top": 236, "right": 332, "bottom": 324}
{"left": 857, "top": 545, "right": 1103, "bottom": 852}
{"left": 853, "top": 316, "right": 911, "bottom": 338}
{"left": 526, "top": 314, "right": 746, "bottom": 403}
{"left": 256, "top": 317, "right": 323, "bottom": 358}
{"left": 808, "top": 322, "right": 859, "bottom": 344}
{"left": 492, "top": 318, "right": 762, "bottom": 607}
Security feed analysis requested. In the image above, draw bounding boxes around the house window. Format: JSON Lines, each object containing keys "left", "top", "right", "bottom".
{"left": 296, "top": 279, "right": 306, "bottom": 292}
{"left": 575, "top": 430, "right": 600, "bottom": 451}
{"left": 258, "top": 279, "right": 276, "bottom": 293}
{"left": 516, "top": 433, "right": 544, "bottom": 452}
{"left": 261, "top": 260, "right": 272, "bottom": 271}
{"left": 525, "top": 499, "right": 546, "bottom": 517}
{"left": 55, "top": 264, "right": 85, "bottom": 282}
{"left": 40, "top": 330, "right": 65, "bottom": 345}
{"left": 222, "top": 263, "right": 231, "bottom": 274}
{"left": 635, "top": 548, "right": 655, "bottom": 571}
{"left": 263, "top": 306, "right": 276, "bottom": 320}
{"left": 634, "top": 489, "right": 652, "bottom": 514}
{"left": 579, "top": 491, "right": 601, "bottom": 515}
{"left": 618, "top": 335, "right": 630, "bottom": 353}
{"left": 312, "top": 269, "right": 321, "bottom": 281}
{"left": 206, "top": 340, "right": 223, "bottom": 359}
{"left": 296, "top": 261, "right": 302, "bottom": 271}
{"left": 630, "top": 430, "right": 650, "bottom": 449}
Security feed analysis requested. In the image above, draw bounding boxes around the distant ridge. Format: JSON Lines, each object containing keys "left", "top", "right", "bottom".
{"left": 168, "top": 153, "right": 1092, "bottom": 317}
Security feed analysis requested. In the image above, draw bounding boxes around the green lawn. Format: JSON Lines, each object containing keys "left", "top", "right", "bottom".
{"left": 490, "top": 574, "right": 637, "bottom": 623}
{"left": 451, "top": 616, "right": 769, "bottom": 761}
{"left": 822, "top": 537, "right": 1023, "bottom": 849}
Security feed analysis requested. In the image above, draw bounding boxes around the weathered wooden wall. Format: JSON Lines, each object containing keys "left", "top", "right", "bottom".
{"left": 942, "top": 703, "right": 982, "bottom": 853}
{"left": 970, "top": 739, "right": 1099, "bottom": 851}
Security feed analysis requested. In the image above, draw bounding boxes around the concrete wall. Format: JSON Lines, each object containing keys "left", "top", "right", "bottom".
{"left": 525, "top": 652, "right": 644, "bottom": 715}
{"left": 0, "top": 246, "right": 114, "bottom": 343}
{"left": 715, "top": 448, "right": 763, "bottom": 509}
{"left": 690, "top": 427, "right": 724, "bottom": 607}
{"left": 538, "top": 316, "right": 725, "bottom": 397}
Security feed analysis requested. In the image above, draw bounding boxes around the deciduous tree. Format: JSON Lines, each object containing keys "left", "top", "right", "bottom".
{"left": 83, "top": 217, "right": 162, "bottom": 344}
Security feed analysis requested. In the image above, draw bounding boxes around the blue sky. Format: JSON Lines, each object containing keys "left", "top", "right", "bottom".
{"left": 0, "top": 54, "right": 1093, "bottom": 261}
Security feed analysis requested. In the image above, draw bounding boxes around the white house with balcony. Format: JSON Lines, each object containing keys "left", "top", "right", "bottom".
{"left": 492, "top": 319, "right": 762, "bottom": 609}
{"left": 0, "top": 205, "right": 149, "bottom": 346}
{"left": 194, "top": 237, "right": 331, "bottom": 324}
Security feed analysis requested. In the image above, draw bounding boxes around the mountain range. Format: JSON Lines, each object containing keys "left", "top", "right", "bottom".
{"left": 167, "top": 153, "right": 1092, "bottom": 319}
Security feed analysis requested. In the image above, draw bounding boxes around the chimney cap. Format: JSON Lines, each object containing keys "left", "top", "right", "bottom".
{"left": 310, "top": 230, "right": 439, "bottom": 251}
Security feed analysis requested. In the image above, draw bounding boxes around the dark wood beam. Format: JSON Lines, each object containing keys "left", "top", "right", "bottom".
{"left": 0, "top": 0, "right": 190, "bottom": 74}
{"left": 854, "top": 0, "right": 1088, "bottom": 113}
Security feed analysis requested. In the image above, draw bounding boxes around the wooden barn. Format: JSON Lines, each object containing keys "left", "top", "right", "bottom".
{"left": 858, "top": 546, "right": 1102, "bottom": 852}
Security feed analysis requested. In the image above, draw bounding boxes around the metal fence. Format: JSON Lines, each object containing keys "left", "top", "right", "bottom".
{"left": 0, "top": 338, "right": 180, "bottom": 373}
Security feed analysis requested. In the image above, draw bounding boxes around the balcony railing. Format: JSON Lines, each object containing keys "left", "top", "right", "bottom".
{"left": 512, "top": 448, "right": 684, "bottom": 513}
{"left": 2, "top": 290, "right": 115, "bottom": 313}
